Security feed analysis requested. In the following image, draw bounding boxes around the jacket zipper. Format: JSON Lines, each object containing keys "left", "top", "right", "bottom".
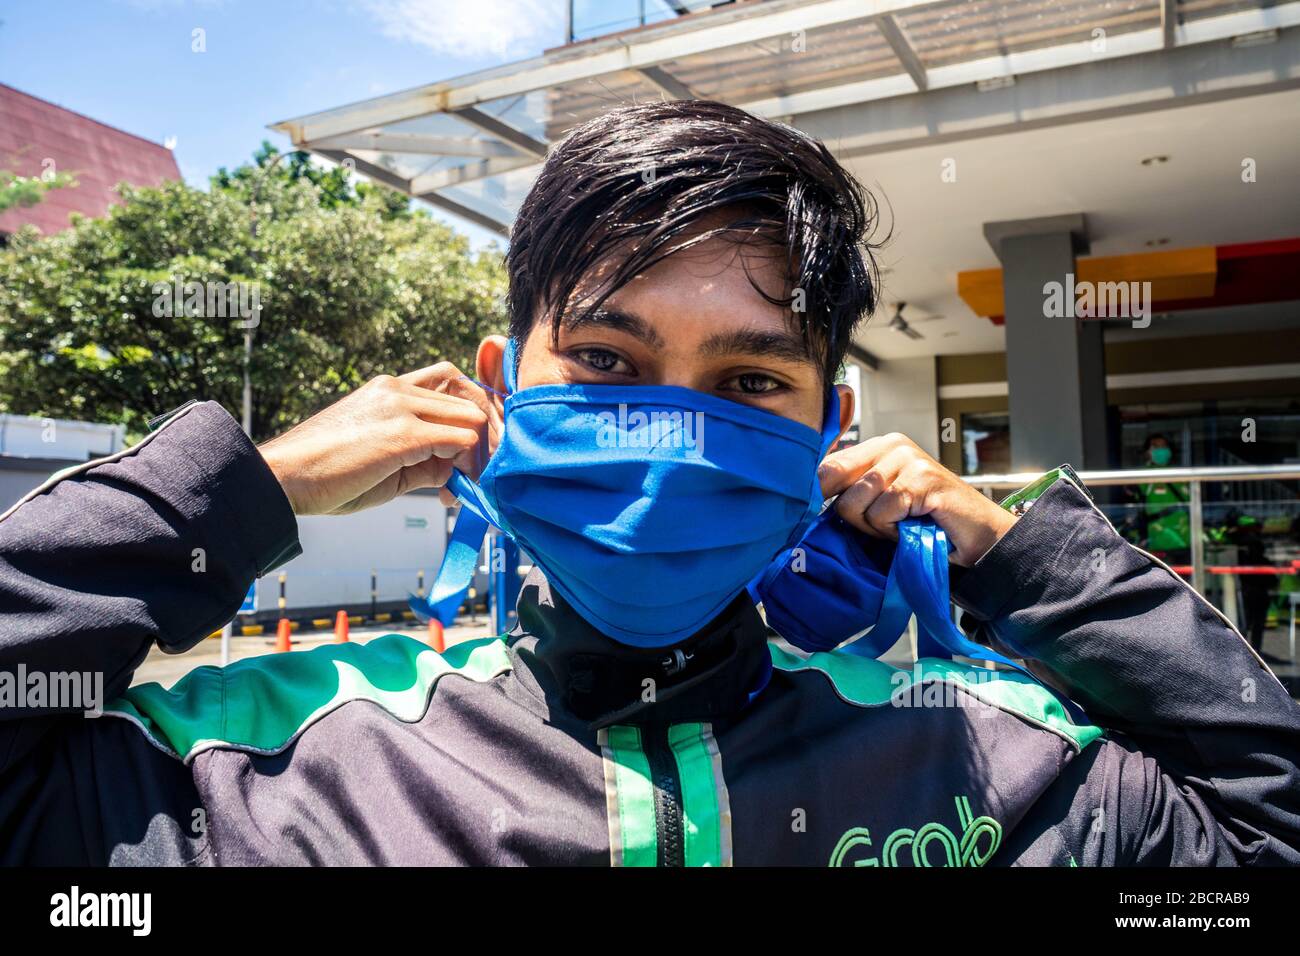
{"left": 644, "top": 724, "right": 685, "bottom": 867}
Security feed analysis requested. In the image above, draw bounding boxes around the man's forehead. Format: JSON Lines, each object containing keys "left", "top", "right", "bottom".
{"left": 539, "top": 222, "right": 816, "bottom": 368}
{"left": 570, "top": 236, "right": 793, "bottom": 322}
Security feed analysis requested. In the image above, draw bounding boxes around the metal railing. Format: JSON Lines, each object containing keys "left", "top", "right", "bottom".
{"left": 964, "top": 464, "right": 1300, "bottom": 598}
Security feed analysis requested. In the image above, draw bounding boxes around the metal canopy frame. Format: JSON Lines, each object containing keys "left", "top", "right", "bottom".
{"left": 270, "top": 0, "right": 1300, "bottom": 236}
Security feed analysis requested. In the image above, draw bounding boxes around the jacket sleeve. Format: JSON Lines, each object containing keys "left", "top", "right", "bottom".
{"left": 951, "top": 469, "right": 1300, "bottom": 865}
{"left": 0, "top": 401, "right": 300, "bottom": 861}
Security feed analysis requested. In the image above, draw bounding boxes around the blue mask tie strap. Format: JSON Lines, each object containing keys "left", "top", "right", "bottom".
{"left": 409, "top": 470, "right": 504, "bottom": 626}
{"left": 888, "top": 517, "right": 1090, "bottom": 723}
{"left": 892, "top": 519, "right": 1022, "bottom": 668}
{"left": 828, "top": 517, "right": 1021, "bottom": 669}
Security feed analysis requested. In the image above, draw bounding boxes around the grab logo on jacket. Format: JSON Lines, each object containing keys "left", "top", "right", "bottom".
{"left": 829, "top": 795, "right": 1002, "bottom": 867}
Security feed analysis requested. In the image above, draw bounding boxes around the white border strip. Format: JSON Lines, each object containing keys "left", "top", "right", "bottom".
{"left": 938, "top": 362, "right": 1300, "bottom": 400}
{"left": 597, "top": 728, "right": 625, "bottom": 867}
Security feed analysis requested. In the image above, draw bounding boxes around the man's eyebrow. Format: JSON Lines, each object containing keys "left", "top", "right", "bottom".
{"left": 561, "top": 307, "right": 667, "bottom": 350}
{"left": 699, "top": 326, "right": 815, "bottom": 366}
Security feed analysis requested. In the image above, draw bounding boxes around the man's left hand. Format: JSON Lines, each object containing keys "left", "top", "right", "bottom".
{"left": 817, "top": 432, "right": 1015, "bottom": 567}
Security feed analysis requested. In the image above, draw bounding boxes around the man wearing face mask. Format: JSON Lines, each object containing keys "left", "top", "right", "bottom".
{"left": 1, "top": 101, "right": 1298, "bottom": 867}
{"left": 1136, "top": 433, "right": 1191, "bottom": 559}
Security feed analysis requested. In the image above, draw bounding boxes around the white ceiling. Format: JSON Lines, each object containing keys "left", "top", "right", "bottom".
{"left": 844, "top": 86, "right": 1300, "bottom": 360}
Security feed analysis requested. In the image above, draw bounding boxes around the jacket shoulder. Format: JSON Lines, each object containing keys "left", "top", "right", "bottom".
{"left": 102, "top": 634, "right": 512, "bottom": 763}
{"left": 768, "top": 644, "right": 1102, "bottom": 752}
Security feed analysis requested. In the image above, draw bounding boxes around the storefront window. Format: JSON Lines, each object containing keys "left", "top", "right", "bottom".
{"left": 960, "top": 412, "right": 1010, "bottom": 476}
{"left": 1108, "top": 398, "right": 1300, "bottom": 661}
{"left": 1118, "top": 398, "right": 1300, "bottom": 470}
{"left": 960, "top": 399, "right": 1300, "bottom": 658}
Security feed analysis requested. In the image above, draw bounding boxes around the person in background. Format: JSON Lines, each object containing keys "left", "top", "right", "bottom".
{"left": 1136, "top": 433, "right": 1190, "bottom": 562}
{"left": 1222, "top": 509, "right": 1283, "bottom": 663}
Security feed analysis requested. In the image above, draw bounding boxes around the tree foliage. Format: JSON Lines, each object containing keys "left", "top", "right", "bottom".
{"left": 0, "top": 169, "right": 76, "bottom": 213}
{"left": 0, "top": 144, "right": 506, "bottom": 441}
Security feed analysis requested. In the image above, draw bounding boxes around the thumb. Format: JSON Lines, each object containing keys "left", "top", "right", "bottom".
{"left": 817, "top": 451, "right": 855, "bottom": 498}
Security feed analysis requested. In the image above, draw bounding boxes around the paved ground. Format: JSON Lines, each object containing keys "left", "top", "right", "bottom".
{"left": 132, "top": 618, "right": 499, "bottom": 687}
{"left": 132, "top": 615, "right": 1299, "bottom": 693}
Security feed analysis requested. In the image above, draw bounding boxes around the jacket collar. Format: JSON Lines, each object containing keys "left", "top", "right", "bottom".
{"left": 508, "top": 568, "right": 772, "bottom": 731}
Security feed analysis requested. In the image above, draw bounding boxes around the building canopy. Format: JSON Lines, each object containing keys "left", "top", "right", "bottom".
{"left": 270, "top": 0, "right": 1295, "bottom": 237}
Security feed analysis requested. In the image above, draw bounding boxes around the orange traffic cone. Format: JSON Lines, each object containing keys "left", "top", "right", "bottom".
{"left": 334, "top": 609, "right": 350, "bottom": 643}
{"left": 275, "top": 617, "right": 292, "bottom": 653}
{"left": 428, "top": 618, "right": 445, "bottom": 653}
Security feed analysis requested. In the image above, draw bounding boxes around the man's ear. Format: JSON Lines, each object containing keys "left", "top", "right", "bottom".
{"left": 476, "top": 335, "right": 509, "bottom": 410}
{"left": 833, "top": 382, "right": 855, "bottom": 444}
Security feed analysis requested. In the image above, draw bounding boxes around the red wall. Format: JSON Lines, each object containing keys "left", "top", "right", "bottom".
{"left": 0, "top": 82, "right": 181, "bottom": 236}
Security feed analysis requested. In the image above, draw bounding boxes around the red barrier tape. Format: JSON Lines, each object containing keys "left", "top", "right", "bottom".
{"left": 1170, "top": 565, "right": 1297, "bottom": 576}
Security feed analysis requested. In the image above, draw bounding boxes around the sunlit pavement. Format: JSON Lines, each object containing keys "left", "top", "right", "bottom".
{"left": 131, "top": 617, "right": 501, "bottom": 688}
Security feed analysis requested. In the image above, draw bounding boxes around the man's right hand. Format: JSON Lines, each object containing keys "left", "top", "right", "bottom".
{"left": 257, "top": 363, "right": 502, "bottom": 516}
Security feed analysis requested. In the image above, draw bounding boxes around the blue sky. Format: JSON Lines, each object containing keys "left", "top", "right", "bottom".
{"left": 0, "top": 0, "right": 569, "bottom": 246}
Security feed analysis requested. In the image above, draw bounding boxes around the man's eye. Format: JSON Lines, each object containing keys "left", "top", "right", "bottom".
{"left": 574, "top": 348, "right": 625, "bottom": 374}
{"left": 729, "top": 373, "right": 782, "bottom": 395}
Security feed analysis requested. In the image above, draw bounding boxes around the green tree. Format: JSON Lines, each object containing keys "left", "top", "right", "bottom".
{"left": 0, "top": 149, "right": 506, "bottom": 441}
{"left": 0, "top": 169, "right": 76, "bottom": 213}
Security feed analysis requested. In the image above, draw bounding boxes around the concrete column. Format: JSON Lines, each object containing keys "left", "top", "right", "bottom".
{"left": 985, "top": 214, "right": 1109, "bottom": 472}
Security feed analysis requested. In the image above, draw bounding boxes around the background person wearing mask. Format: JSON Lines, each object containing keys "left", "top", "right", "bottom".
{"left": 1135, "top": 433, "right": 1191, "bottom": 561}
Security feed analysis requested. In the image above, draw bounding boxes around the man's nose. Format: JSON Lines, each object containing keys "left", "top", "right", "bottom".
{"left": 654, "top": 362, "right": 711, "bottom": 392}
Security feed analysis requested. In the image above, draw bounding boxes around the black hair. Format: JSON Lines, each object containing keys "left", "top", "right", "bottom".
{"left": 506, "top": 100, "right": 884, "bottom": 384}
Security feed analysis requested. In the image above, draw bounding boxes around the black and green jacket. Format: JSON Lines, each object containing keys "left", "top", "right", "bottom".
{"left": 1, "top": 401, "right": 1298, "bottom": 866}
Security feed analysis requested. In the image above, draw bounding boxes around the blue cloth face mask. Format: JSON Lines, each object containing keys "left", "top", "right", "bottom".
{"left": 416, "top": 338, "right": 841, "bottom": 647}
{"left": 415, "top": 341, "right": 1052, "bottom": 696}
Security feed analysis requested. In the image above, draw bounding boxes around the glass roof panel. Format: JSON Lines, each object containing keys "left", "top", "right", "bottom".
{"left": 657, "top": 16, "right": 902, "bottom": 103}
{"left": 437, "top": 163, "right": 542, "bottom": 224}
{"left": 1179, "top": 0, "right": 1274, "bottom": 22}
{"left": 381, "top": 112, "right": 490, "bottom": 137}
{"left": 479, "top": 71, "right": 667, "bottom": 144}
{"left": 897, "top": 0, "right": 1162, "bottom": 69}
{"left": 347, "top": 149, "right": 479, "bottom": 182}
{"left": 297, "top": 0, "right": 1288, "bottom": 214}
{"left": 329, "top": 110, "right": 522, "bottom": 181}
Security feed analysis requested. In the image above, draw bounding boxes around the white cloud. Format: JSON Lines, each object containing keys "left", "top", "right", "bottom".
{"left": 356, "top": 0, "right": 563, "bottom": 60}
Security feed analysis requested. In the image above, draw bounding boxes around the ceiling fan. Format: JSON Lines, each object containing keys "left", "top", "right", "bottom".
{"left": 887, "top": 302, "right": 945, "bottom": 340}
